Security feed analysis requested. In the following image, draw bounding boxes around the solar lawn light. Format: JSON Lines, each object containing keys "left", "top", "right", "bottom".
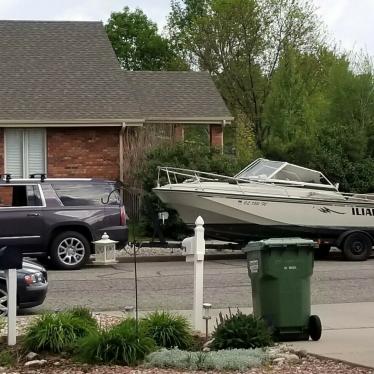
{"left": 202, "top": 303, "right": 212, "bottom": 341}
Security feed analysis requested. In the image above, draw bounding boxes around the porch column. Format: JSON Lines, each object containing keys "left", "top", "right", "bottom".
{"left": 209, "top": 124, "right": 223, "bottom": 151}
{"left": 174, "top": 124, "right": 185, "bottom": 142}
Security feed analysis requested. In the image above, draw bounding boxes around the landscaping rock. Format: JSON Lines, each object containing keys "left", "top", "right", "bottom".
{"left": 203, "top": 338, "right": 214, "bottom": 348}
{"left": 25, "top": 352, "right": 38, "bottom": 361}
{"left": 281, "top": 353, "right": 300, "bottom": 363}
{"left": 24, "top": 359, "right": 48, "bottom": 367}
{"left": 273, "top": 357, "right": 286, "bottom": 365}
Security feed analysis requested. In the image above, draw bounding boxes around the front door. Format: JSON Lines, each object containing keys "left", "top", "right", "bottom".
{"left": 0, "top": 184, "right": 44, "bottom": 254}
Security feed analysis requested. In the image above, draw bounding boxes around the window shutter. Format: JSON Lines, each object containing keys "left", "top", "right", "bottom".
{"left": 27, "top": 129, "right": 46, "bottom": 176}
{"left": 5, "top": 129, "right": 23, "bottom": 178}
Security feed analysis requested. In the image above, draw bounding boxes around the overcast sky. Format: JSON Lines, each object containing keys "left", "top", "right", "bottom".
{"left": 1, "top": 0, "right": 373, "bottom": 55}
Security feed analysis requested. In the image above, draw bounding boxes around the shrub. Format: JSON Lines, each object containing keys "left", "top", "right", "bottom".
{"left": 24, "top": 311, "right": 96, "bottom": 353}
{"left": 76, "top": 318, "right": 155, "bottom": 366}
{"left": 145, "top": 348, "right": 269, "bottom": 371}
{"left": 211, "top": 309, "right": 273, "bottom": 350}
{"left": 142, "top": 311, "right": 193, "bottom": 349}
{"left": 138, "top": 142, "right": 246, "bottom": 238}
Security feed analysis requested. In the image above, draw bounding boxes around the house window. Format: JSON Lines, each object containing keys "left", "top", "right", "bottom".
{"left": 5, "top": 129, "right": 46, "bottom": 178}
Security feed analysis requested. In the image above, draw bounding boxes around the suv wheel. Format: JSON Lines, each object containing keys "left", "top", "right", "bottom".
{"left": 50, "top": 231, "right": 90, "bottom": 270}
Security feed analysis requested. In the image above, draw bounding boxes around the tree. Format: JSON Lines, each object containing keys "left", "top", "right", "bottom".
{"left": 106, "top": 7, "right": 187, "bottom": 70}
{"left": 168, "top": 0, "right": 322, "bottom": 148}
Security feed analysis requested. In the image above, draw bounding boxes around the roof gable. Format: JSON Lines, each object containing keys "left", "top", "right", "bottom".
{"left": 0, "top": 21, "right": 142, "bottom": 122}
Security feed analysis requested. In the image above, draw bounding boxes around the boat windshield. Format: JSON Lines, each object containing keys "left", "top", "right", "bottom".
{"left": 235, "top": 159, "right": 333, "bottom": 187}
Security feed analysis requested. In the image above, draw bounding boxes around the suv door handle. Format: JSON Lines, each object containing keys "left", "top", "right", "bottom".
{"left": 27, "top": 213, "right": 40, "bottom": 217}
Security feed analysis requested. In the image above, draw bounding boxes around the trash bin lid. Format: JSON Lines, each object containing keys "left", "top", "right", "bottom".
{"left": 242, "top": 237, "right": 315, "bottom": 252}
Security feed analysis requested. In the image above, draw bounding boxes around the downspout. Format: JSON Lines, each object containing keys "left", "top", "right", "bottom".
{"left": 119, "top": 122, "right": 127, "bottom": 183}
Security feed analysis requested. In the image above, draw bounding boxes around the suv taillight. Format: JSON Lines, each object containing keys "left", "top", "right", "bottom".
{"left": 120, "top": 206, "right": 126, "bottom": 226}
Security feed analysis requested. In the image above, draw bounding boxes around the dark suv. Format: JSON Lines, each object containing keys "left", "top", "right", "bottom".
{"left": 0, "top": 176, "right": 128, "bottom": 270}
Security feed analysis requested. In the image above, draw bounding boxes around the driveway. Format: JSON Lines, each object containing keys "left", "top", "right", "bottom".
{"left": 27, "top": 256, "right": 374, "bottom": 312}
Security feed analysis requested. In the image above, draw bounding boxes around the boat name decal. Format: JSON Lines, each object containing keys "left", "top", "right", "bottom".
{"left": 352, "top": 207, "right": 374, "bottom": 216}
{"left": 318, "top": 207, "right": 345, "bottom": 215}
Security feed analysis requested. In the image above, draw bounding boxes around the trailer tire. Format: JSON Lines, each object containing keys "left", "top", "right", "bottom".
{"left": 343, "top": 232, "right": 372, "bottom": 261}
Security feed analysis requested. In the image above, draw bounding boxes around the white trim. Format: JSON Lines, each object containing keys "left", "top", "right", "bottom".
{"left": 0, "top": 119, "right": 145, "bottom": 127}
{"left": 0, "top": 236, "right": 41, "bottom": 239}
{"left": 144, "top": 117, "right": 233, "bottom": 125}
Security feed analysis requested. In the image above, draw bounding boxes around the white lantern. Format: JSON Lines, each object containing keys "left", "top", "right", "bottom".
{"left": 93, "top": 232, "right": 118, "bottom": 264}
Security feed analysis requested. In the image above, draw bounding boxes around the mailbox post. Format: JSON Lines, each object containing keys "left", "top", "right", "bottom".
{"left": 0, "top": 247, "right": 23, "bottom": 346}
{"left": 181, "top": 216, "right": 206, "bottom": 331}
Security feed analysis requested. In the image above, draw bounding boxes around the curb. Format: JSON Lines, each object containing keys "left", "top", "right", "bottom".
{"left": 115, "top": 252, "right": 246, "bottom": 263}
{"left": 306, "top": 352, "right": 374, "bottom": 371}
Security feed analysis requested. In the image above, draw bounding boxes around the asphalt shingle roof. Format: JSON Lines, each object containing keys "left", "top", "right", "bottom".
{"left": 123, "top": 71, "right": 233, "bottom": 122}
{"left": 0, "top": 20, "right": 142, "bottom": 122}
{"left": 0, "top": 21, "right": 232, "bottom": 124}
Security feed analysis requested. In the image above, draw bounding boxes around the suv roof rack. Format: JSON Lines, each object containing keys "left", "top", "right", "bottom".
{"left": 30, "top": 173, "right": 47, "bottom": 182}
{"left": 0, "top": 174, "right": 12, "bottom": 183}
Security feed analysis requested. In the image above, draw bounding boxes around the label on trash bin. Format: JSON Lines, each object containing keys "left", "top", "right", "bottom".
{"left": 249, "top": 260, "right": 259, "bottom": 273}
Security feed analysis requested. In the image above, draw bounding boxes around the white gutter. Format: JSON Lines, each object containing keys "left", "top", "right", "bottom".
{"left": 0, "top": 119, "right": 145, "bottom": 127}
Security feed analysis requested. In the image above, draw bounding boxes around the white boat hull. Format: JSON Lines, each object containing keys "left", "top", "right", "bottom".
{"left": 154, "top": 187, "right": 374, "bottom": 242}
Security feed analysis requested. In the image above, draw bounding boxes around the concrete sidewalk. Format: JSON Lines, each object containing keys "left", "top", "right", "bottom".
{"left": 291, "top": 302, "right": 374, "bottom": 369}
{"left": 103, "top": 302, "right": 374, "bottom": 368}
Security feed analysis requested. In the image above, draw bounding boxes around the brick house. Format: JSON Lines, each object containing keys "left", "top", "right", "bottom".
{"left": 0, "top": 21, "right": 233, "bottom": 181}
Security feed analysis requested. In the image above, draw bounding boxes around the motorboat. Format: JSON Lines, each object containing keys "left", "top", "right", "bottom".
{"left": 153, "top": 159, "right": 374, "bottom": 248}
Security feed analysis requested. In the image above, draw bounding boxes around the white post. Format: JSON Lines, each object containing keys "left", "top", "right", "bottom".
{"left": 192, "top": 216, "right": 205, "bottom": 331}
{"left": 5, "top": 269, "right": 17, "bottom": 346}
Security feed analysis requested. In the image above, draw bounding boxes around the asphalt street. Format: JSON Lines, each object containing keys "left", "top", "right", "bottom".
{"left": 27, "top": 253, "right": 374, "bottom": 313}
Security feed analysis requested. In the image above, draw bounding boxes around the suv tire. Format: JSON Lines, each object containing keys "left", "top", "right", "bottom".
{"left": 50, "top": 231, "right": 90, "bottom": 270}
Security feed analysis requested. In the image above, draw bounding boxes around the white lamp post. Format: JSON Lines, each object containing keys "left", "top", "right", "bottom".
{"left": 93, "top": 233, "right": 118, "bottom": 265}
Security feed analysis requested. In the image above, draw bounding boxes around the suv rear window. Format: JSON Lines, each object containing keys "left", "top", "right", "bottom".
{"left": 0, "top": 185, "right": 42, "bottom": 207}
{"left": 53, "top": 183, "right": 120, "bottom": 206}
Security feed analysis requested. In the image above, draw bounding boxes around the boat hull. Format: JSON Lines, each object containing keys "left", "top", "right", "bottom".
{"left": 154, "top": 188, "right": 374, "bottom": 243}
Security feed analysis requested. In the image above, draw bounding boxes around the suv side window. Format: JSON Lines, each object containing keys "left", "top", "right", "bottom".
{"left": 52, "top": 183, "right": 120, "bottom": 206}
{"left": 0, "top": 185, "right": 43, "bottom": 207}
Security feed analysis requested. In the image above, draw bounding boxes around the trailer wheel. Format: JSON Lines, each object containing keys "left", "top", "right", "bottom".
{"left": 343, "top": 232, "right": 372, "bottom": 261}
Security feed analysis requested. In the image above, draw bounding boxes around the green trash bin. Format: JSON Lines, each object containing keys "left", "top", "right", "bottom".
{"left": 243, "top": 238, "right": 322, "bottom": 341}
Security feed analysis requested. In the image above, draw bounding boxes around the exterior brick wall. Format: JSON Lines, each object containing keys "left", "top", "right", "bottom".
{"left": 209, "top": 124, "right": 223, "bottom": 150}
{"left": 0, "top": 128, "right": 3, "bottom": 174}
{"left": 47, "top": 128, "right": 120, "bottom": 179}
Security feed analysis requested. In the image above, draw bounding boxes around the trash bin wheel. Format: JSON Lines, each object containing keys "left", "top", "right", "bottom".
{"left": 308, "top": 315, "right": 322, "bottom": 341}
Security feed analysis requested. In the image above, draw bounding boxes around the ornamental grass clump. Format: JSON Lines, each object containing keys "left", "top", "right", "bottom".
{"left": 211, "top": 309, "right": 273, "bottom": 350}
{"left": 142, "top": 311, "right": 193, "bottom": 349}
{"left": 24, "top": 311, "right": 97, "bottom": 353}
{"left": 145, "top": 348, "right": 269, "bottom": 371}
{"left": 67, "top": 306, "right": 98, "bottom": 328}
{"left": 76, "top": 318, "right": 155, "bottom": 366}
